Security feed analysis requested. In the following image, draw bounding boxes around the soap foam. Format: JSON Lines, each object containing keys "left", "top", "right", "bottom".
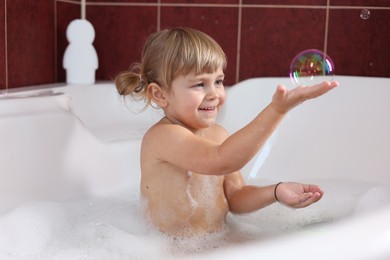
{"left": 0, "top": 178, "right": 389, "bottom": 259}
{"left": 0, "top": 201, "right": 67, "bottom": 257}
{"left": 354, "top": 185, "right": 390, "bottom": 213}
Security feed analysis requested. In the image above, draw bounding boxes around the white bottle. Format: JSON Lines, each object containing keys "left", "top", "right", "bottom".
{"left": 63, "top": 19, "right": 98, "bottom": 85}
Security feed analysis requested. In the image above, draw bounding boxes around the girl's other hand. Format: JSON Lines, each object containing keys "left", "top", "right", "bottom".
{"left": 275, "top": 182, "right": 324, "bottom": 208}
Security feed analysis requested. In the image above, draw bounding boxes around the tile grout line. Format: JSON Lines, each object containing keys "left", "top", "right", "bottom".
{"left": 4, "top": 0, "right": 8, "bottom": 90}
{"left": 157, "top": 0, "right": 161, "bottom": 31}
{"left": 323, "top": 0, "right": 330, "bottom": 56}
{"left": 235, "top": 0, "right": 242, "bottom": 83}
{"left": 56, "top": 0, "right": 79, "bottom": 4}
{"left": 54, "top": 0, "right": 58, "bottom": 82}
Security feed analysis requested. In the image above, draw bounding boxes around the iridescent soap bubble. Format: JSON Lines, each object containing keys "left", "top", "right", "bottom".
{"left": 360, "top": 9, "right": 370, "bottom": 20}
{"left": 289, "top": 49, "right": 335, "bottom": 86}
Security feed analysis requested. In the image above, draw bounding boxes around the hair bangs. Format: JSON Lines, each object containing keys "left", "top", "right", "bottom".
{"left": 159, "top": 28, "right": 227, "bottom": 88}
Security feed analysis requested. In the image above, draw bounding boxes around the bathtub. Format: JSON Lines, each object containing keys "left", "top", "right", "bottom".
{"left": 0, "top": 76, "right": 389, "bottom": 259}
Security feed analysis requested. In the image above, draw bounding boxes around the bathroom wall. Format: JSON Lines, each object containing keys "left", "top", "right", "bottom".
{"left": 1, "top": 0, "right": 389, "bottom": 90}
{"left": 0, "top": 0, "right": 56, "bottom": 90}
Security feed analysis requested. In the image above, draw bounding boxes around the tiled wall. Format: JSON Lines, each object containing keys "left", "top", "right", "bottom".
{"left": 1, "top": 0, "right": 389, "bottom": 90}
{"left": 1, "top": 0, "right": 56, "bottom": 90}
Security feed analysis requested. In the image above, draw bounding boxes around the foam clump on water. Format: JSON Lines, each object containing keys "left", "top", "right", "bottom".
{"left": 0, "top": 202, "right": 67, "bottom": 257}
{"left": 0, "top": 179, "right": 389, "bottom": 259}
{"left": 354, "top": 186, "right": 390, "bottom": 213}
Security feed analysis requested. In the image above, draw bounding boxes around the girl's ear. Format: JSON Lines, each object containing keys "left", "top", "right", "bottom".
{"left": 147, "top": 83, "right": 168, "bottom": 108}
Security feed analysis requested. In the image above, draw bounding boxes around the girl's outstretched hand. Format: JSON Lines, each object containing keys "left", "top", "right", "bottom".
{"left": 275, "top": 182, "right": 324, "bottom": 208}
{"left": 270, "top": 81, "right": 339, "bottom": 115}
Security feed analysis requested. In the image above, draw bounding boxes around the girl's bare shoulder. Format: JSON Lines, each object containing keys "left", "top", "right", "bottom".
{"left": 142, "top": 118, "right": 192, "bottom": 145}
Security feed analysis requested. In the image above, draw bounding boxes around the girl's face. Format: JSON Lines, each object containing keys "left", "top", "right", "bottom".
{"left": 163, "top": 66, "right": 226, "bottom": 131}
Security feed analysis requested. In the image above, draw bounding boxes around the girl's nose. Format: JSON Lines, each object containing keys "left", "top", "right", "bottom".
{"left": 206, "top": 86, "right": 220, "bottom": 100}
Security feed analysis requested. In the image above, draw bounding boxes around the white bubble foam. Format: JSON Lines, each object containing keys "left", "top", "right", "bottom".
{"left": 0, "top": 201, "right": 67, "bottom": 257}
{"left": 354, "top": 186, "right": 390, "bottom": 213}
{"left": 0, "top": 179, "right": 389, "bottom": 259}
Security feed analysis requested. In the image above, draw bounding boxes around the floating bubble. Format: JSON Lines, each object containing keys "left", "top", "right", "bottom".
{"left": 289, "top": 49, "right": 335, "bottom": 86}
{"left": 360, "top": 9, "right": 370, "bottom": 20}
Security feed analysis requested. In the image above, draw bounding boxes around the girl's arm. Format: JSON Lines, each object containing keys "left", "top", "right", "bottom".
{"left": 145, "top": 81, "right": 338, "bottom": 175}
{"left": 223, "top": 172, "right": 276, "bottom": 213}
{"left": 224, "top": 172, "right": 324, "bottom": 213}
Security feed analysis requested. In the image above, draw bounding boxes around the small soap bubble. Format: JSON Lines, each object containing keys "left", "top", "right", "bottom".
{"left": 0, "top": 89, "right": 8, "bottom": 99}
{"left": 360, "top": 9, "right": 370, "bottom": 20}
{"left": 289, "top": 49, "right": 335, "bottom": 86}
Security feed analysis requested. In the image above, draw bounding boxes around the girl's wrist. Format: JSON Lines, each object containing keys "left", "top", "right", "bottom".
{"left": 274, "top": 182, "right": 283, "bottom": 202}
{"left": 268, "top": 103, "right": 288, "bottom": 116}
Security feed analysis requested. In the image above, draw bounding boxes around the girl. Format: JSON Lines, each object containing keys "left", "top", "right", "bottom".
{"left": 115, "top": 27, "right": 338, "bottom": 237}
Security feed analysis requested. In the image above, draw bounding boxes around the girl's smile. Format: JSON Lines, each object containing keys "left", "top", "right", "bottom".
{"left": 199, "top": 106, "right": 216, "bottom": 112}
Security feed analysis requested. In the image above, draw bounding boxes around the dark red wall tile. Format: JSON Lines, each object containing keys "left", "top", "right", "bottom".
{"left": 0, "top": 0, "right": 5, "bottom": 90}
{"left": 160, "top": 6, "right": 238, "bottom": 85}
{"left": 330, "top": 0, "right": 390, "bottom": 6}
{"left": 57, "top": 2, "right": 158, "bottom": 82}
{"left": 239, "top": 7, "right": 326, "bottom": 81}
{"left": 327, "top": 9, "right": 390, "bottom": 77}
{"left": 88, "top": 6, "right": 157, "bottom": 81}
{"left": 7, "top": 0, "right": 55, "bottom": 88}
{"left": 162, "top": 0, "right": 238, "bottom": 4}
{"left": 90, "top": 0, "right": 156, "bottom": 3}
{"left": 243, "top": 0, "right": 326, "bottom": 5}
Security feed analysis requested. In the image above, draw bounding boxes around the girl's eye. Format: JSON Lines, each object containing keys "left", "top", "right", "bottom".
{"left": 194, "top": 82, "right": 204, "bottom": 88}
{"left": 215, "top": 79, "right": 224, "bottom": 86}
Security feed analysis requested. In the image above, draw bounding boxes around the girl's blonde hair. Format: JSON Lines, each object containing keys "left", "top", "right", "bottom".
{"left": 115, "top": 27, "right": 227, "bottom": 106}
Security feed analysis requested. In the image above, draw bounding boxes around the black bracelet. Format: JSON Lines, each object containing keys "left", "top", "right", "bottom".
{"left": 274, "top": 182, "right": 283, "bottom": 202}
